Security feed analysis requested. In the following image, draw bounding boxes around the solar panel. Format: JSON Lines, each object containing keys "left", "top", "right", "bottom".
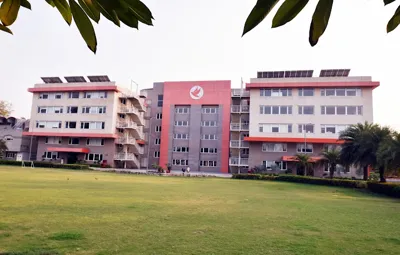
{"left": 65, "top": 76, "right": 86, "bottom": 83}
{"left": 320, "top": 69, "right": 350, "bottom": 77}
{"left": 258, "top": 70, "right": 313, "bottom": 79}
{"left": 87, "top": 75, "right": 111, "bottom": 82}
{"left": 41, "top": 77, "right": 63, "bottom": 83}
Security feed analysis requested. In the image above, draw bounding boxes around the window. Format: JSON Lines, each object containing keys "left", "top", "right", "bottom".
{"left": 324, "top": 144, "right": 341, "bottom": 151}
{"left": 81, "top": 106, "right": 106, "bottom": 114}
{"left": 202, "top": 107, "right": 218, "bottom": 114}
{"left": 155, "top": 138, "right": 161, "bottom": 145}
{"left": 175, "top": 107, "right": 190, "bottom": 114}
{"left": 85, "top": 153, "right": 103, "bottom": 161}
{"left": 39, "top": 93, "right": 62, "bottom": 99}
{"left": 259, "top": 124, "right": 292, "bottom": 134}
{"left": 262, "top": 161, "right": 287, "bottom": 170}
{"left": 86, "top": 138, "right": 105, "bottom": 146}
{"left": 156, "top": 113, "right": 162, "bottom": 119}
{"left": 69, "top": 138, "right": 80, "bottom": 145}
{"left": 174, "top": 121, "right": 189, "bottom": 126}
{"left": 37, "top": 106, "right": 63, "bottom": 114}
{"left": 45, "top": 137, "right": 62, "bottom": 144}
{"left": 201, "top": 134, "right": 217, "bottom": 140}
{"left": 298, "top": 106, "right": 314, "bottom": 115}
{"left": 43, "top": 151, "right": 59, "bottom": 159}
{"left": 173, "top": 134, "right": 189, "bottom": 140}
{"left": 36, "top": 121, "right": 62, "bottom": 129}
{"left": 298, "top": 124, "right": 314, "bottom": 134}
{"left": 200, "top": 148, "right": 218, "bottom": 154}
{"left": 83, "top": 91, "right": 107, "bottom": 99}
{"left": 260, "top": 106, "right": 292, "bottom": 115}
{"left": 201, "top": 121, "right": 217, "bottom": 127}
{"left": 120, "top": 98, "right": 126, "bottom": 105}
{"left": 65, "top": 121, "right": 77, "bottom": 129}
{"left": 173, "top": 147, "right": 190, "bottom": 153}
{"left": 5, "top": 152, "right": 16, "bottom": 159}
{"left": 321, "top": 124, "right": 349, "bottom": 134}
{"left": 321, "top": 88, "right": 362, "bottom": 97}
{"left": 69, "top": 92, "right": 80, "bottom": 98}
{"left": 297, "top": 143, "right": 313, "bottom": 153}
{"left": 4, "top": 136, "right": 13, "bottom": 141}
{"left": 200, "top": 161, "right": 217, "bottom": 167}
{"left": 172, "top": 159, "right": 188, "bottom": 166}
{"left": 80, "top": 121, "right": 105, "bottom": 130}
{"left": 260, "top": 88, "right": 292, "bottom": 97}
{"left": 321, "top": 106, "right": 363, "bottom": 115}
{"left": 67, "top": 106, "right": 78, "bottom": 114}
{"left": 119, "top": 114, "right": 125, "bottom": 119}
{"left": 154, "top": 151, "right": 160, "bottom": 158}
{"left": 155, "top": 126, "right": 162, "bottom": 132}
{"left": 262, "top": 143, "right": 287, "bottom": 152}
{"left": 299, "top": 88, "right": 314, "bottom": 96}
{"left": 157, "top": 95, "right": 163, "bottom": 107}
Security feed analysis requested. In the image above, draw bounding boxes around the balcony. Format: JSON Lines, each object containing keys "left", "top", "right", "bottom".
{"left": 116, "top": 121, "right": 138, "bottom": 129}
{"left": 119, "top": 93, "right": 146, "bottom": 112}
{"left": 118, "top": 107, "right": 145, "bottom": 126}
{"left": 231, "top": 89, "right": 250, "bottom": 97}
{"left": 229, "top": 157, "right": 249, "bottom": 166}
{"left": 231, "top": 105, "right": 249, "bottom": 114}
{"left": 230, "top": 140, "right": 250, "bottom": 148}
{"left": 230, "top": 123, "right": 249, "bottom": 131}
{"left": 116, "top": 137, "right": 137, "bottom": 145}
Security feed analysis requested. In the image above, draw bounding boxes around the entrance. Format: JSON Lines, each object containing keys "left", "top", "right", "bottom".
{"left": 67, "top": 153, "right": 79, "bottom": 164}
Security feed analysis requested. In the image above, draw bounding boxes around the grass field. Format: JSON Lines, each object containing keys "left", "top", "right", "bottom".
{"left": 1, "top": 167, "right": 400, "bottom": 255}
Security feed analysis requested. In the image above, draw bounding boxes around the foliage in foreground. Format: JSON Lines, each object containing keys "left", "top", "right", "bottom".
{"left": 232, "top": 173, "right": 400, "bottom": 198}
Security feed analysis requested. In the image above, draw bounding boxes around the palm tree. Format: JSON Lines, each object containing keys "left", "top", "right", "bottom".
{"left": 339, "top": 122, "right": 392, "bottom": 181}
{"left": 320, "top": 149, "right": 341, "bottom": 178}
{"left": 377, "top": 132, "right": 400, "bottom": 181}
{"left": 294, "top": 153, "right": 312, "bottom": 176}
{"left": 0, "top": 139, "right": 7, "bottom": 158}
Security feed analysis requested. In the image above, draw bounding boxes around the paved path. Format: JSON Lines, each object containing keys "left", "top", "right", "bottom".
{"left": 91, "top": 168, "right": 232, "bottom": 178}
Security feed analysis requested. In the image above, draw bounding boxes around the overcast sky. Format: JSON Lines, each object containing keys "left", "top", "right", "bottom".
{"left": 1, "top": 0, "right": 399, "bottom": 130}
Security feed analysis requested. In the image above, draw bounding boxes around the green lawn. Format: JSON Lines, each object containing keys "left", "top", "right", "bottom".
{"left": 1, "top": 167, "right": 400, "bottom": 255}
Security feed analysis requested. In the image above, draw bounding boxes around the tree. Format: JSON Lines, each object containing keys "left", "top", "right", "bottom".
{"left": 0, "top": 139, "right": 8, "bottom": 158}
{"left": 320, "top": 149, "right": 340, "bottom": 178}
{"left": 0, "top": 0, "right": 154, "bottom": 53}
{"left": 377, "top": 132, "right": 400, "bottom": 179}
{"left": 0, "top": 100, "right": 12, "bottom": 116}
{"left": 294, "top": 153, "right": 312, "bottom": 176}
{"left": 339, "top": 122, "right": 392, "bottom": 182}
{"left": 243, "top": 0, "right": 400, "bottom": 46}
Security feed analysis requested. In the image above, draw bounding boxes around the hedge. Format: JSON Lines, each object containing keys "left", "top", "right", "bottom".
{"left": 367, "top": 182, "right": 400, "bottom": 198}
{"left": 0, "top": 160, "right": 90, "bottom": 170}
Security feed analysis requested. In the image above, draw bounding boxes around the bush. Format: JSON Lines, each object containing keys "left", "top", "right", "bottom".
{"left": 367, "top": 182, "right": 400, "bottom": 198}
{"left": 0, "top": 160, "right": 90, "bottom": 170}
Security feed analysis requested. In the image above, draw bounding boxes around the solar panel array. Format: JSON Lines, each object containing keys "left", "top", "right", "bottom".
{"left": 257, "top": 70, "right": 313, "bottom": 79}
{"left": 65, "top": 76, "right": 87, "bottom": 83}
{"left": 88, "top": 75, "right": 110, "bottom": 82}
{"left": 319, "top": 69, "right": 350, "bottom": 77}
{"left": 41, "top": 77, "right": 63, "bottom": 84}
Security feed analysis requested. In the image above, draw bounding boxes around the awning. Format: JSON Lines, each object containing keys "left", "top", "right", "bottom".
{"left": 282, "top": 156, "right": 322, "bottom": 163}
{"left": 136, "top": 139, "right": 146, "bottom": 145}
{"left": 47, "top": 147, "right": 90, "bottom": 153}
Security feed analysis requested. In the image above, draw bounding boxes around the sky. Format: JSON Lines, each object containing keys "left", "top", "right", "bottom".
{"left": 1, "top": 0, "right": 400, "bottom": 130}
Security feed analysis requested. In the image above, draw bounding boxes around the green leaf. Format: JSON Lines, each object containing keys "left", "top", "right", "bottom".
{"left": 69, "top": 0, "right": 97, "bottom": 53}
{"left": 122, "top": 0, "right": 153, "bottom": 25}
{"left": 116, "top": 7, "right": 138, "bottom": 28}
{"left": 309, "top": 0, "right": 333, "bottom": 46}
{"left": 0, "top": 22, "right": 12, "bottom": 34}
{"left": 78, "top": 0, "right": 100, "bottom": 23}
{"left": 384, "top": 0, "right": 396, "bottom": 5}
{"left": 53, "top": 0, "right": 72, "bottom": 25}
{"left": 242, "top": 0, "right": 280, "bottom": 36}
{"left": 387, "top": 5, "right": 400, "bottom": 33}
{"left": 21, "top": 0, "right": 31, "bottom": 10}
{"left": 0, "top": 0, "right": 21, "bottom": 26}
{"left": 272, "top": 0, "right": 309, "bottom": 28}
{"left": 46, "top": 0, "right": 56, "bottom": 7}
{"left": 94, "top": 0, "right": 120, "bottom": 26}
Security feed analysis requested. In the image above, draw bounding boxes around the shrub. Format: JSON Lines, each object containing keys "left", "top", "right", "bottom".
{"left": 0, "top": 160, "right": 90, "bottom": 170}
{"left": 367, "top": 182, "right": 400, "bottom": 198}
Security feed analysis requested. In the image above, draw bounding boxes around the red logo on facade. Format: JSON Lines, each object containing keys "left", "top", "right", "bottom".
{"left": 190, "top": 86, "right": 204, "bottom": 100}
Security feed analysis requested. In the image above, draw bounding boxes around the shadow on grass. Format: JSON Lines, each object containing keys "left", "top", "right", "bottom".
{"left": 48, "top": 231, "right": 84, "bottom": 241}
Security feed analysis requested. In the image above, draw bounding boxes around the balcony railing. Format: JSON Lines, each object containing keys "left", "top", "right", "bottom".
{"left": 230, "top": 140, "right": 250, "bottom": 148}
{"left": 229, "top": 157, "right": 249, "bottom": 166}
{"left": 118, "top": 106, "right": 141, "bottom": 115}
{"left": 116, "top": 121, "right": 138, "bottom": 129}
{"left": 116, "top": 137, "right": 137, "bottom": 145}
{"left": 231, "top": 105, "right": 250, "bottom": 113}
{"left": 230, "top": 123, "right": 249, "bottom": 131}
{"left": 231, "top": 89, "right": 250, "bottom": 97}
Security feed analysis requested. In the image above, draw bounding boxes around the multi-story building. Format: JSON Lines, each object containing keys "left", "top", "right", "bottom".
{"left": 23, "top": 76, "right": 146, "bottom": 168}
{"left": 142, "top": 81, "right": 231, "bottom": 172}
{"left": 243, "top": 69, "right": 379, "bottom": 177}
{"left": 0, "top": 116, "right": 37, "bottom": 160}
